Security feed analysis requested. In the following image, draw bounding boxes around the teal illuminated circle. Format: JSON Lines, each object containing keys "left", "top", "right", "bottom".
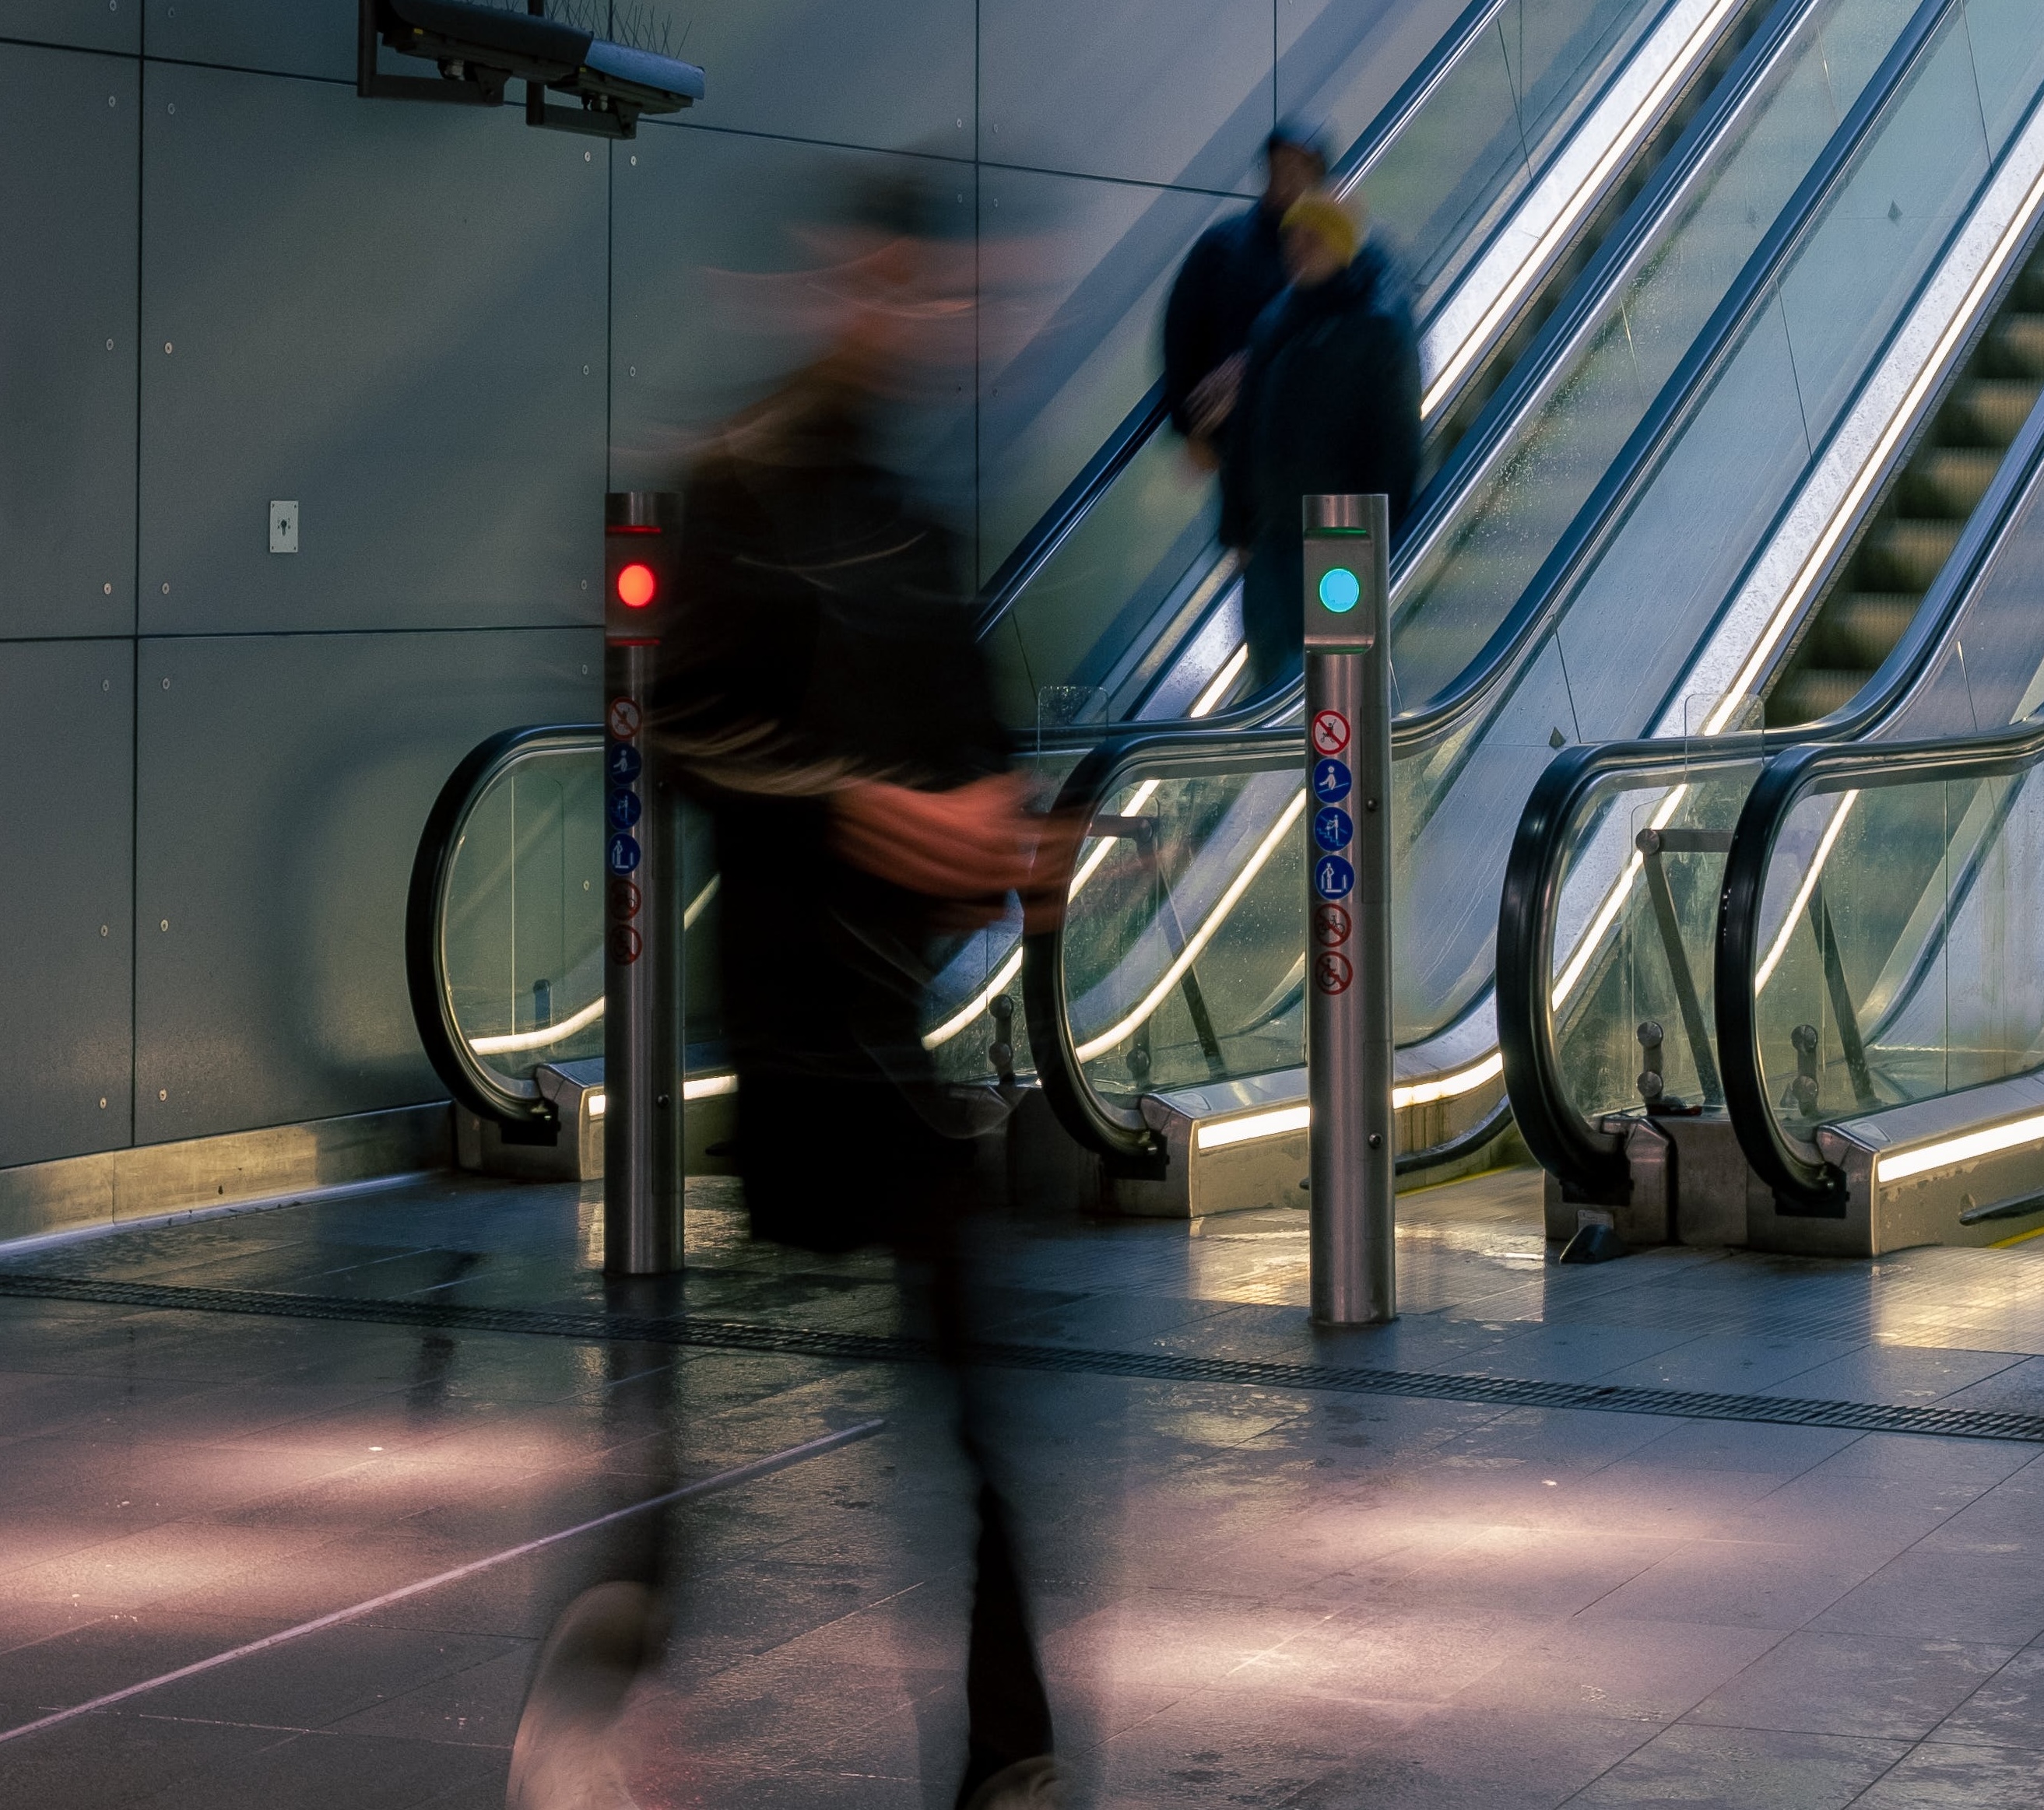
{"left": 1319, "top": 566, "right": 1361, "bottom": 613}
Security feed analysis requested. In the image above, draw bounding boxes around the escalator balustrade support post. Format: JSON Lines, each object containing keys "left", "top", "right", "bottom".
{"left": 602, "top": 491, "right": 685, "bottom": 1275}
{"left": 1303, "top": 494, "right": 1395, "bottom": 1326}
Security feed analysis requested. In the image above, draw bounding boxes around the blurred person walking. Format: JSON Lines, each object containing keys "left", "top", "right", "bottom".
{"left": 1162, "top": 120, "right": 1329, "bottom": 468}
{"left": 1222, "top": 189, "right": 1421, "bottom": 696}
{"left": 504, "top": 174, "right": 1076, "bottom": 1810}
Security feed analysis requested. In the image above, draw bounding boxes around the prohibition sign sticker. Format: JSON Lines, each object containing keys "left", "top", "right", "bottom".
{"left": 609, "top": 878, "right": 641, "bottom": 922}
{"left": 1315, "top": 951, "right": 1354, "bottom": 994}
{"left": 607, "top": 695, "right": 642, "bottom": 740}
{"left": 1314, "top": 903, "right": 1352, "bottom": 947}
{"left": 1311, "top": 710, "right": 1350, "bottom": 756}
{"left": 609, "top": 924, "right": 643, "bottom": 966}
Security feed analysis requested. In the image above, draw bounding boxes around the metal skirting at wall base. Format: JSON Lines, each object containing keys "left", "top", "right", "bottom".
{"left": 0, "top": 1103, "right": 456, "bottom": 1247}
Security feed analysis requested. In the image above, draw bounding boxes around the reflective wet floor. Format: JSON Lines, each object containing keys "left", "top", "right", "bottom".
{"left": 6, "top": 1166, "right": 2044, "bottom": 1807}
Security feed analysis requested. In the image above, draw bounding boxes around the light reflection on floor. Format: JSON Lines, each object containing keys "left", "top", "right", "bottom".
{"left": 2, "top": 1165, "right": 2044, "bottom": 1806}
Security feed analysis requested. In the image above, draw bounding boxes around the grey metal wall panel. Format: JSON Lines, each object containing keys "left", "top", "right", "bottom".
{"left": 1280, "top": 0, "right": 1470, "bottom": 160}
{"left": 144, "top": 0, "right": 352, "bottom": 80}
{"left": 980, "top": 0, "right": 1270, "bottom": 192}
{"left": 3, "top": 0, "right": 139, "bottom": 54}
{"left": 978, "top": 168, "right": 1227, "bottom": 583}
{"left": 610, "top": 126, "right": 975, "bottom": 497}
{"left": 139, "top": 63, "right": 607, "bottom": 636}
{"left": 133, "top": 628, "right": 599, "bottom": 1143}
{"left": 642, "top": 0, "right": 972, "bottom": 155}
{"left": 0, "top": 640, "right": 135, "bottom": 1168}
{"left": 0, "top": 44, "right": 138, "bottom": 640}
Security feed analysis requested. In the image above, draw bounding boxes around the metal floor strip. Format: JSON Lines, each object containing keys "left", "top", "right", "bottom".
{"left": 3, "top": 1269, "right": 2039, "bottom": 1444}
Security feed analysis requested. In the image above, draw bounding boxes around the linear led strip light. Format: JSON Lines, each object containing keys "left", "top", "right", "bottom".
{"left": 1877, "top": 1112, "right": 2044, "bottom": 1185}
{"left": 1194, "top": 1052, "right": 1506, "bottom": 1152}
{"left": 1405, "top": 0, "right": 1741, "bottom": 418}
{"left": 1753, "top": 789, "right": 1858, "bottom": 991}
{"left": 585, "top": 1070, "right": 736, "bottom": 1121}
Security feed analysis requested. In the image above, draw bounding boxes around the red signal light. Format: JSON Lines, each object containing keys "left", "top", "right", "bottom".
{"left": 616, "top": 561, "right": 658, "bottom": 609}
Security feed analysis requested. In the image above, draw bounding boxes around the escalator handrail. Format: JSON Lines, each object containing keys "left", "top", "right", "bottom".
{"left": 971, "top": 0, "right": 1515, "bottom": 647}
{"left": 1717, "top": 717, "right": 2044, "bottom": 1206}
{"left": 1032, "top": 0, "right": 1924, "bottom": 760}
{"left": 1022, "top": 727, "right": 1301, "bottom": 1166}
{"left": 1505, "top": 363, "right": 2044, "bottom": 1203}
{"left": 406, "top": 722, "right": 599, "bottom": 1124}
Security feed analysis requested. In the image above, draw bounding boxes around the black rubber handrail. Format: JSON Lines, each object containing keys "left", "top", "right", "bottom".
{"left": 1717, "top": 717, "right": 2044, "bottom": 1206}
{"left": 1500, "top": 331, "right": 2044, "bottom": 1204}
{"left": 406, "top": 723, "right": 598, "bottom": 1124}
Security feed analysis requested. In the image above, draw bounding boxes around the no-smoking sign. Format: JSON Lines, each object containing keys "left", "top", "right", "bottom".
{"left": 1312, "top": 710, "right": 1350, "bottom": 756}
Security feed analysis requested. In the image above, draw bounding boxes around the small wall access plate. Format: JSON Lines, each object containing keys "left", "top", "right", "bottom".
{"left": 269, "top": 500, "right": 299, "bottom": 554}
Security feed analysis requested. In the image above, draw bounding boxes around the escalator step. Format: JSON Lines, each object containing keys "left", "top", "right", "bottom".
{"left": 1902, "top": 447, "right": 2001, "bottom": 517}
{"left": 1943, "top": 377, "right": 2043, "bottom": 446}
{"left": 1860, "top": 518, "right": 1961, "bottom": 591}
{"left": 1812, "top": 591, "right": 1921, "bottom": 668}
{"left": 1769, "top": 666, "right": 1872, "bottom": 724}
{"left": 1985, "top": 314, "right": 2044, "bottom": 381}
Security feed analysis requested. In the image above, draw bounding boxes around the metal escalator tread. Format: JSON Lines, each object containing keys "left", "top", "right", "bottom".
{"left": 1766, "top": 250, "right": 2044, "bottom": 728}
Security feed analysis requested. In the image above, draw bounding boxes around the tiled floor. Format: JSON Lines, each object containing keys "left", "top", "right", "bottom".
{"left": 5, "top": 1165, "right": 2044, "bottom": 1806}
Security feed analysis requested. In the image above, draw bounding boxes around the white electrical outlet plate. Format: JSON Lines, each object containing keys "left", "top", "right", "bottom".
{"left": 269, "top": 500, "right": 299, "bottom": 554}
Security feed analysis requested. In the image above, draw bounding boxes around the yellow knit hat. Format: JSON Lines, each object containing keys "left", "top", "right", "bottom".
{"left": 1280, "top": 191, "right": 1360, "bottom": 267}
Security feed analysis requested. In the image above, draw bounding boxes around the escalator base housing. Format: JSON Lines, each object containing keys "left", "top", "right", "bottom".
{"left": 1566, "top": 1072, "right": 2044, "bottom": 1256}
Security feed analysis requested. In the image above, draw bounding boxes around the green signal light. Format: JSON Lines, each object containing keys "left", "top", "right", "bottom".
{"left": 1319, "top": 567, "right": 1361, "bottom": 613}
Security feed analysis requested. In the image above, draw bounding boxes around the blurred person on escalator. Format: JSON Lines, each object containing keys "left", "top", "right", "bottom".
{"left": 1162, "top": 118, "right": 1330, "bottom": 470}
{"left": 1222, "top": 187, "right": 1421, "bottom": 697}
{"left": 504, "top": 168, "right": 1080, "bottom": 1810}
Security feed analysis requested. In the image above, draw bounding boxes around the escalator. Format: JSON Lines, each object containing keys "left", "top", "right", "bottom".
{"left": 1497, "top": 86, "right": 2044, "bottom": 1246}
{"left": 1024, "top": 0, "right": 2025, "bottom": 1213}
{"left": 409, "top": 0, "right": 1909, "bottom": 1166}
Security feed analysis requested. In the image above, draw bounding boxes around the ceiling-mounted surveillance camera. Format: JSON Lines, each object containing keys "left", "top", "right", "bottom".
{"left": 358, "top": 0, "right": 704, "bottom": 140}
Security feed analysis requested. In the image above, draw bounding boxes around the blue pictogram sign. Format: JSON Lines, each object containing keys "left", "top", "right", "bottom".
{"left": 608, "top": 787, "right": 641, "bottom": 830}
{"left": 606, "top": 742, "right": 642, "bottom": 783}
{"left": 1315, "top": 854, "right": 1355, "bottom": 900}
{"left": 1314, "top": 806, "right": 1352, "bottom": 852}
{"left": 1312, "top": 758, "right": 1351, "bottom": 804}
{"left": 607, "top": 832, "right": 641, "bottom": 875}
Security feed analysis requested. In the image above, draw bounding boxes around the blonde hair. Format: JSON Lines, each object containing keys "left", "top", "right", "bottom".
{"left": 1280, "top": 191, "right": 1359, "bottom": 267}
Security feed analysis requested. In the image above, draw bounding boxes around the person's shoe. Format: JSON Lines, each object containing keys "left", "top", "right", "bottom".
{"left": 961, "top": 1756, "right": 1063, "bottom": 1810}
{"left": 505, "top": 1582, "right": 658, "bottom": 1810}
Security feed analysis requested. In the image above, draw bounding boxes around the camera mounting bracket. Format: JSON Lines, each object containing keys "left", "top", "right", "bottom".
{"left": 358, "top": 0, "right": 704, "bottom": 141}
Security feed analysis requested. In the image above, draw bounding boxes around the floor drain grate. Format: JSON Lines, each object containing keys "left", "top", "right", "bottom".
{"left": 4, "top": 1270, "right": 2040, "bottom": 1444}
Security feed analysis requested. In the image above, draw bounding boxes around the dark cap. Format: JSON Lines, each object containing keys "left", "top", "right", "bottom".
{"left": 1267, "top": 115, "right": 1332, "bottom": 167}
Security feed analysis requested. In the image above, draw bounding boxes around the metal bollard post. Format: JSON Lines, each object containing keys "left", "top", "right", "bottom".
{"left": 1302, "top": 493, "right": 1395, "bottom": 1324}
{"left": 602, "top": 492, "right": 683, "bottom": 1275}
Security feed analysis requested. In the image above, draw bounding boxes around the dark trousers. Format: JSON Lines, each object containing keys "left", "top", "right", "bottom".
{"left": 725, "top": 1068, "right": 1055, "bottom": 1805}
{"left": 1241, "top": 534, "right": 1305, "bottom": 702}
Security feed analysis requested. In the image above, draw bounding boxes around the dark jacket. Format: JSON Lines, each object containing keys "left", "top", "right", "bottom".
{"left": 1219, "top": 244, "right": 1422, "bottom": 552}
{"left": 656, "top": 374, "right": 1006, "bottom": 1082}
{"left": 1161, "top": 203, "right": 1290, "bottom": 437}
